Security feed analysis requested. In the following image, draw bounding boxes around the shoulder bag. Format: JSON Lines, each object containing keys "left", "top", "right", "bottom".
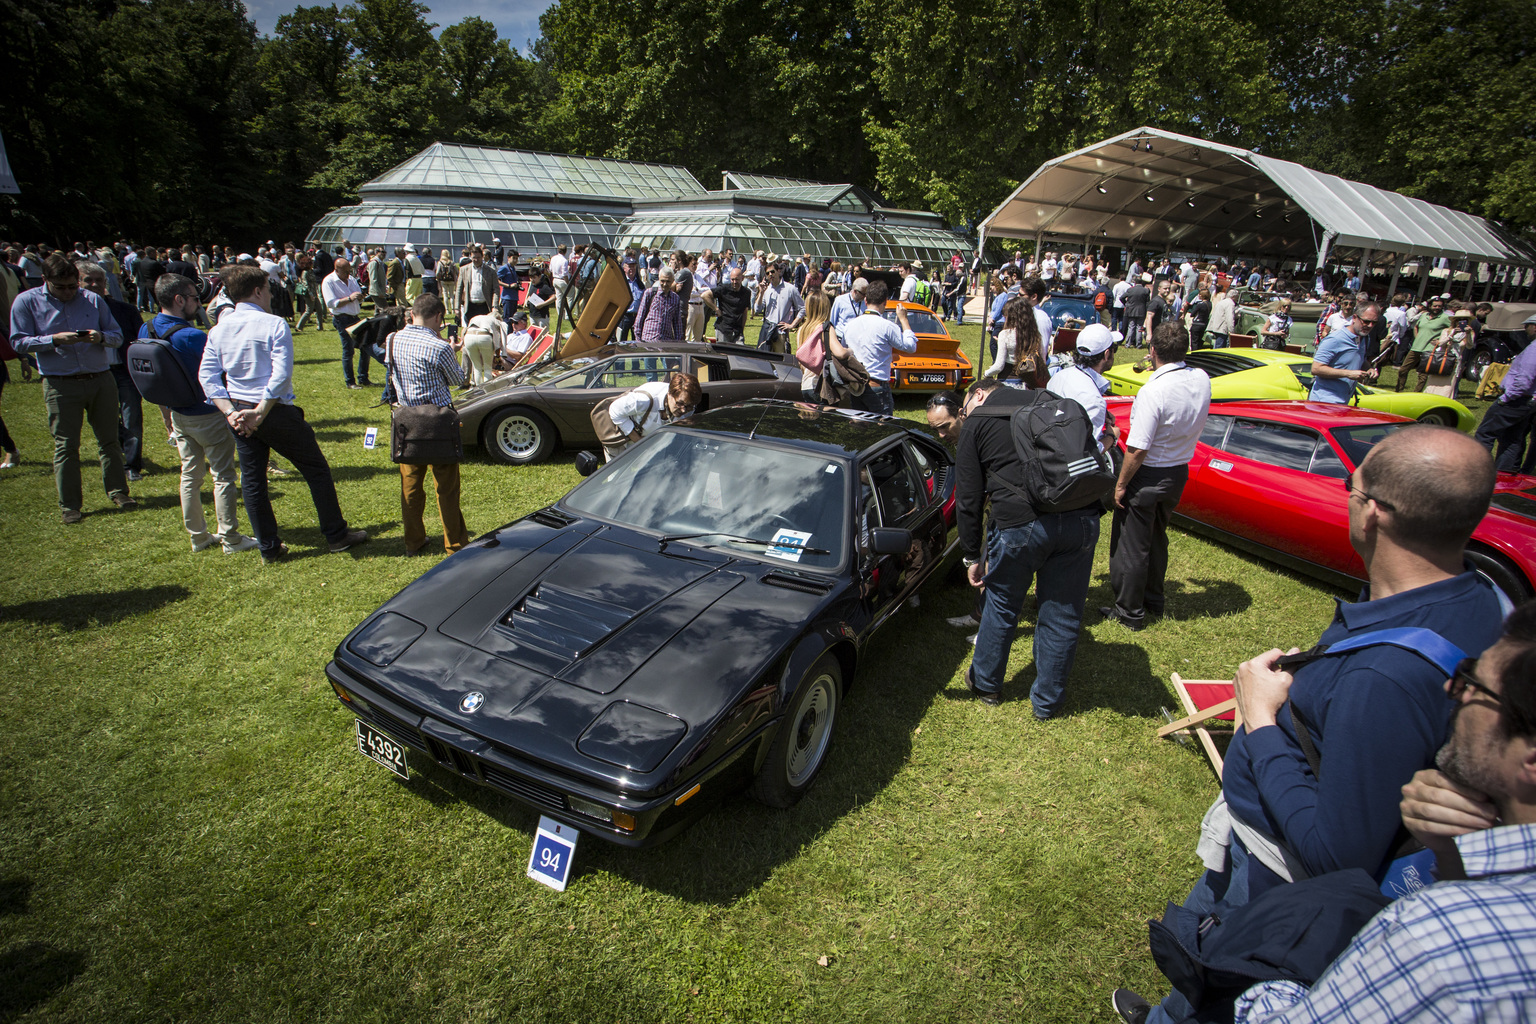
{"left": 795, "top": 323, "right": 829, "bottom": 374}
{"left": 387, "top": 332, "right": 463, "bottom": 465}
{"left": 591, "top": 391, "right": 654, "bottom": 448}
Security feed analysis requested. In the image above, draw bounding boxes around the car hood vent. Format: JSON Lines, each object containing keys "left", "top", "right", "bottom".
{"left": 761, "top": 570, "right": 835, "bottom": 595}
{"left": 528, "top": 506, "right": 579, "bottom": 529}
{"left": 501, "top": 583, "right": 632, "bottom": 661}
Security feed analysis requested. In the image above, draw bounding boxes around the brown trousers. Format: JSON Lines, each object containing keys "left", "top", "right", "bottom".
{"left": 400, "top": 461, "right": 468, "bottom": 554}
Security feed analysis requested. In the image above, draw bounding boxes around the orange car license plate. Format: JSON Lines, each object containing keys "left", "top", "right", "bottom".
{"left": 910, "top": 373, "right": 948, "bottom": 384}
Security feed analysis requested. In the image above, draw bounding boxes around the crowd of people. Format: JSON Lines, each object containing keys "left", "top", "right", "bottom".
{"left": 2, "top": 229, "right": 1535, "bottom": 1018}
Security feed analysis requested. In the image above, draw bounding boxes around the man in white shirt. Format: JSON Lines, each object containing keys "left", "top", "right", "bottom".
{"left": 899, "top": 262, "right": 919, "bottom": 302}
{"left": 1046, "top": 324, "right": 1120, "bottom": 450}
{"left": 501, "top": 309, "right": 534, "bottom": 366}
{"left": 1102, "top": 321, "right": 1210, "bottom": 630}
{"left": 456, "top": 247, "right": 497, "bottom": 322}
{"left": 198, "top": 264, "right": 367, "bottom": 564}
{"left": 1384, "top": 292, "right": 1411, "bottom": 363}
{"left": 600, "top": 372, "right": 702, "bottom": 462}
{"left": 321, "top": 258, "right": 368, "bottom": 388}
{"left": 1040, "top": 252, "right": 1057, "bottom": 286}
{"left": 838, "top": 281, "right": 917, "bottom": 417}
{"left": 744, "top": 251, "right": 763, "bottom": 290}
{"left": 1111, "top": 276, "right": 1131, "bottom": 335}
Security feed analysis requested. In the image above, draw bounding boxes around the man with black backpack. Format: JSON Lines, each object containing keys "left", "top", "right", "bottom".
{"left": 136, "top": 274, "right": 257, "bottom": 554}
{"left": 954, "top": 377, "right": 1113, "bottom": 716}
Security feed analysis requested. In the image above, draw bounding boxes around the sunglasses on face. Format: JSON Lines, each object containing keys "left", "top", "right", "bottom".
{"left": 1449, "top": 657, "right": 1501, "bottom": 704}
{"left": 1343, "top": 474, "right": 1397, "bottom": 511}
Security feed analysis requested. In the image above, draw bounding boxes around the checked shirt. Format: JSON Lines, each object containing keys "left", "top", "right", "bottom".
{"left": 389, "top": 325, "right": 462, "bottom": 407}
{"left": 1234, "top": 823, "right": 1536, "bottom": 1022}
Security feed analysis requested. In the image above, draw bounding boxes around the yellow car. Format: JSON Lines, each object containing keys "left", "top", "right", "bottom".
{"left": 1103, "top": 348, "right": 1477, "bottom": 432}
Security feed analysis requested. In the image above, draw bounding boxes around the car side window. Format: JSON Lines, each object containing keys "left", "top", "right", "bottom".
{"left": 1222, "top": 419, "right": 1324, "bottom": 473}
{"left": 590, "top": 355, "right": 681, "bottom": 390}
{"left": 1200, "top": 415, "right": 1233, "bottom": 449}
{"left": 905, "top": 439, "right": 942, "bottom": 505}
{"left": 864, "top": 447, "right": 921, "bottom": 523}
{"left": 1309, "top": 442, "right": 1349, "bottom": 479}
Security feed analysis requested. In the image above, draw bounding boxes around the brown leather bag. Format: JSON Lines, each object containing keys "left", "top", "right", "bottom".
{"left": 590, "top": 391, "right": 654, "bottom": 448}
{"left": 387, "top": 332, "right": 463, "bottom": 465}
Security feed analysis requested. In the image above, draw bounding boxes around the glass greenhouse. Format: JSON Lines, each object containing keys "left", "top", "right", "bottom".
{"left": 308, "top": 143, "right": 971, "bottom": 265}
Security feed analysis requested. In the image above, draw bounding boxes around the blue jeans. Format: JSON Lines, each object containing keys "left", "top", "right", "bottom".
{"left": 1207, "top": 332, "right": 1228, "bottom": 349}
{"left": 970, "top": 511, "right": 1101, "bottom": 718}
{"left": 1147, "top": 840, "right": 1256, "bottom": 1024}
{"left": 334, "top": 313, "right": 362, "bottom": 384}
{"left": 850, "top": 380, "right": 894, "bottom": 417}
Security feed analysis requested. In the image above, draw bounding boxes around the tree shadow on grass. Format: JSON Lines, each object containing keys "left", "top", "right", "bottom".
{"left": 0, "top": 942, "right": 88, "bottom": 1023}
{"left": 0, "top": 878, "right": 31, "bottom": 916}
{"left": 271, "top": 523, "right": 400, "bottom": 560}
{"left": 306, "top": 415, "right": 372, "bottom": 429}
{"left": 0, "top": 585, "right": 190, "bottom": 630}
{"left": 1088, "top": 572, "right": 1254, "bottom": 622}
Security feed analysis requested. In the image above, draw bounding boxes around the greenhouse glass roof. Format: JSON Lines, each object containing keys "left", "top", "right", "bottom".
{"left": 617, "top": 211, "right": 967, "bottom": 265}
{"left": 362, "top": 143, "right": 706, "bottom": 202}
{"left": 721, "top": 170, "right": 825, "bottom": 190}
{"left": 308, "top": 203, "right": 626, "bottom": 251}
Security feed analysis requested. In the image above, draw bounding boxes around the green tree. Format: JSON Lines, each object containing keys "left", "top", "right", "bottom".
{"left": 438, "top": 17, "right": 546, "bottom": 147}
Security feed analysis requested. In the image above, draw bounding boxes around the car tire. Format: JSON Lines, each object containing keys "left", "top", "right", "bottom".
{"left": 483, "top": 407, "right": 557, "bottom": 465}
{"left": 1415, "top": 409, "right": 1458, "bottom": 427}
{"left": 1467, "top": 348, "right": 1492, "bottom": 382}
{"left": 1467, "top": 547, "right": 1533, "bottom": 606}
{"left": 752, "top": 654, "right": 842, "bottom": 809}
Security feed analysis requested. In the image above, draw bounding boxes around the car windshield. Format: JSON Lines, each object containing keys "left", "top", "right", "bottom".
{"left": 881, "top": 308, "right": 946, "bottom": 335}
{"left": 563, "top": 431, "right": 848, "bottom": 570}
{"left": 517, "top": 357, "right": 599, "bottom": 386}
{"left": 1330, "top": 423, "right": 1402, "bottom": 466}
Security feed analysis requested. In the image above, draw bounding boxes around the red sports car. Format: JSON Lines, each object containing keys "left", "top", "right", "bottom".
{"left": 1104, "top": 398, "right": 1536, "bottom": 605}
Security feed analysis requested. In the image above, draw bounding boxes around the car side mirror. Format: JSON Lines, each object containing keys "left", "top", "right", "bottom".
{"left": 575, "top": 450, "right": 601, "bottom": 476}
{"left": 868, "top": 527, "right": 912, "bottom": 556}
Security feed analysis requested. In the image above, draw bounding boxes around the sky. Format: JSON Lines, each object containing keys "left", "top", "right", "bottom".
{"left": 242, "top": 0, "right": 552, "bottom": 52}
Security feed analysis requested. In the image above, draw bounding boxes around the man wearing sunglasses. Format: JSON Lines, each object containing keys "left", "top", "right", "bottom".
{"left": 1309, "top": 301, "right": 1381, "bottom": 403}
{"left": 1228, "top": 603, "right": 1536, "bottom": 1021}
{"left": 1116, "top": 424, "right": 1505, "bottom": 1024}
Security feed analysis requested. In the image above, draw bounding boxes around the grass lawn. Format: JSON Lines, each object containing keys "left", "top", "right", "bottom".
{"left": 0, "top": 315, "right": 1490, "bottom": 1022}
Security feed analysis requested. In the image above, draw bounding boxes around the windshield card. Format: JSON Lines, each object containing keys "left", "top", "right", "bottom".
{"left": 527, "top": 816, "right": 578, "bottom": 892}
{"left": 766, "top": 529, "right": 814, "bottom": 562}
{"left": 363, "top": 426, "right": 378, "bottom": 450}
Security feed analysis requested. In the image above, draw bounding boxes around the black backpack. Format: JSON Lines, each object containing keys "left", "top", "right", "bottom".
{"left": 968, "top": 390, "right": 1115, "bottom": 513}
{"left": 126, "top": 321, "right": 206, "bottom": 409}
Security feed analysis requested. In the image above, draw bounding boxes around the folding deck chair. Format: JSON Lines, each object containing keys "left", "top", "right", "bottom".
{"left": 1157, "top": 673, "right": 1241, "bottom": 779}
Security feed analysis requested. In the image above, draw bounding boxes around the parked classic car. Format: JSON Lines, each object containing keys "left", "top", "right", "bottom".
{"left": 328, "top": 400, "right": 959, "bottom": 846}
{"left": 881, "top": 301, "right": 974, "bottom": 393}
{"left": 1465, "top": 302, "right": 1536, "bottom": 382}
{"left": 1104, "top": 398, "right": 1535, "bottom": 604}
{"left": 1103, "top": 348, "right": 1477, "bottom": 431}
{"left": 456, "top": 343, "right": 804, "bottom": 464}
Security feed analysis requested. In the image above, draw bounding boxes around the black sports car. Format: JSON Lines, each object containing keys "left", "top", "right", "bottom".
{"left": 327, "top": 401, "right": 959, "bottom": 846}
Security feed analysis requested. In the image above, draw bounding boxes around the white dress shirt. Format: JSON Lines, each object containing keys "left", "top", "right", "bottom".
{"left": 838, "top": 309, "right": 918, "bottom": 383}
{"left": 322, "top": 271, "right": 362, "bottom": 316}
{"left": 549, "top": 253, "right": 569, "bottom": 281}
{"left": 199, "top": 302, "right": 296, "bottom": 405}
{"left": 610, "top": 380, "right": 670, "bottom": 435}
{"left": 1385, "top": 304, "right": 1409, "bottom": 345}
{"left": 1126, "top": 361, "right": 1211, "bottom": 467}
{"left": 900, "top": 276, "right": 918, "bottom": 302}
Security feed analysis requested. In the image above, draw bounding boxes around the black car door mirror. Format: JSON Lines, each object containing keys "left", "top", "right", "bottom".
{"left": 867, "top": 527, "right": 912, "bottom": 556}
{"left": 575, "top": 450, "right": 601, "bottom": 476}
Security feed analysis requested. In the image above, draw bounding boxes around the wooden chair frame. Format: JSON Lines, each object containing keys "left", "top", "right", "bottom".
{"left": 1158, "top": 673, "right": 1242, "bottom": 779}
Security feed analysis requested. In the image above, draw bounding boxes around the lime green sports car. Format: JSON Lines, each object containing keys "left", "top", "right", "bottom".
{"left": 1103, "top": 349, "right": 1477, "bottom": 432}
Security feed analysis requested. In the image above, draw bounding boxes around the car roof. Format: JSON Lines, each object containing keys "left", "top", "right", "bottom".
{"left": 677, "top": 399, "right": 933, "bottom": 456}
{"left": 545, "top": 341, "right": 787, "bottom": 361}
{"left": 1485, "top": 302, "right": 1536, "bottom": 332}
{"left": 1104, "top": 396, "right": 1412, "bottom": 428}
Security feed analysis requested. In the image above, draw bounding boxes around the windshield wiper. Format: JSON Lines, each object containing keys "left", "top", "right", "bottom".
{"left": 659, "top": 531, "right": 830, "bottom": 555}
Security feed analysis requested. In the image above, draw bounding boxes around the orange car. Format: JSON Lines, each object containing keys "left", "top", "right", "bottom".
{"left": 882, "top": 300, "right": 974, "bottom": 393}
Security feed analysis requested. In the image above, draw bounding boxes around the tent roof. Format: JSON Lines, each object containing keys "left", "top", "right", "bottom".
{"left": 979, "top": 127, "right": 1536, "bottom": 267}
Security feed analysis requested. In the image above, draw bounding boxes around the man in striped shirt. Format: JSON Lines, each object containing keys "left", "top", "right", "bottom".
{"left": 1230, "top": 601, "right": 1536, "bottom": 1022}
{"left": 389, "top": 293, "right": 468, "bottom": 556}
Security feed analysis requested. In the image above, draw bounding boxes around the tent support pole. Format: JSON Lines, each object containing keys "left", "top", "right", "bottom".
{"left": 1416, "top": 257, "right": 1432, "bottom": 300}
{"left": 1463, "top": 259, "right": 1475, "bottom": 300}
{"left": 978, "top": 225, "right": 991, "bottom": 375}
{"left": 1358, "top": 248, "right": 1372, "bottom": 293}
{"left": 1386, "top": 257, "right": 1401, "bottom": 303}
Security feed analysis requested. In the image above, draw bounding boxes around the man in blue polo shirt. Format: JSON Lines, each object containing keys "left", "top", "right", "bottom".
{"left": 144, "top": 274, "right": 258, "bottom": 555}
{"left": 1115, "top": 424, "right": 1506, "bottom": 1024}
{"left": 1309, "top": 301, "right": 1381, "bottom": 403}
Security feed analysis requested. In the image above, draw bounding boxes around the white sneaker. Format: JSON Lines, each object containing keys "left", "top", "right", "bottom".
{"left": 191, "top": 535, "right": 219, "bottom": 552}
{"left": 946, "top": 613, "right": 979, "bottom": 628}
{"left": 967, "top": 632, "right": 978, "bottom": 646}
{"left": 223, "top": 535, "right": 260, "bottom": 554}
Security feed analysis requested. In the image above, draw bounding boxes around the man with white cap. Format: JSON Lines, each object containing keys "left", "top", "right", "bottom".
{"left": 1047, "top": 323, "right": 1121, "bottom": 452}
{"left": 1473, "top": 313, "right": 1536, "bottom": 473}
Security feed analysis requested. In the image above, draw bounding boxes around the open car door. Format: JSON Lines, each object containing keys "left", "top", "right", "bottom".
{"left": 555, "top": 245, "right": 632, "bottom": 360}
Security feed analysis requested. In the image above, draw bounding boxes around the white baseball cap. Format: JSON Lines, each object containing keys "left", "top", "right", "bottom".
{"left": 1076, "top": 323, "right": 1123, "bottom": 356}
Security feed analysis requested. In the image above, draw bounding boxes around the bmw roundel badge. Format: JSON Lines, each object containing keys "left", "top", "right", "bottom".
{"left": 459, "top": 691, "right": 485, "bottom": 714}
